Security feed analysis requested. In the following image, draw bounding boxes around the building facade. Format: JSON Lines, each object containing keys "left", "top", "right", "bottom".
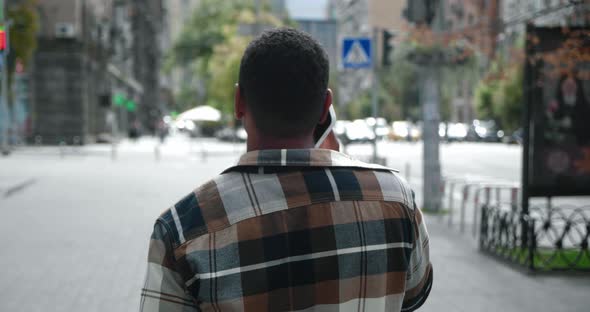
{"left": 32, "top": 0, "right": 112, "bottom": 144}
{"left": 30, "top": 0, "right": 165, "bottom": 144}
{"left": 439, "top": 0, "right": 501, "bottom": 123}
{"left": 295, "top": 19, "right": 338, "bottom": 69}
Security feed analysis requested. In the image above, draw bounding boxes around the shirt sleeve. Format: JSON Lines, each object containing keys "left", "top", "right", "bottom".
{"left": 140, "top": 221, "right": 199, "bottom": 312}
{"left": 401, "top": 195, "right": 433, "bottom": 312}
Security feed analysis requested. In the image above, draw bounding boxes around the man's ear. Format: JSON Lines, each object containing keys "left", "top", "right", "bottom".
{"left": 319, "top": 89, "right": 333, "bottom": 124}
{"left": 234, "top": 83, "right": 245, "bottom": 120}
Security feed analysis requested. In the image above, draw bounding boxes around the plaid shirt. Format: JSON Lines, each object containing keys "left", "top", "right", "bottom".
{"left": 140, "top": 149, "right": 432, "bottom": 312}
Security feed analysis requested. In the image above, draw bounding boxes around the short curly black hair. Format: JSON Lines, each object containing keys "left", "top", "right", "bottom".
{"left": 238, "top": 27, "right": 330, "bottom": 138}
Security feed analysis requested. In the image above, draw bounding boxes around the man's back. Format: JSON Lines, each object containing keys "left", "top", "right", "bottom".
{"left": 141, "top": 149, "right": 432, "bottom": 311}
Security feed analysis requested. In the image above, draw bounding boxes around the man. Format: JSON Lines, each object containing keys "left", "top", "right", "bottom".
{"left": 140, "top": 28, "right": 432, "bottom": 312}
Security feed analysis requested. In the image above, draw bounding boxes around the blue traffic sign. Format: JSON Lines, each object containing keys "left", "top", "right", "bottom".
{"left": 342, "top": 37, "right": 372, "bottom": 69}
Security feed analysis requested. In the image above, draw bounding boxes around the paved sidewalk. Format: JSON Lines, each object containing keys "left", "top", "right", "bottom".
{"left": 421, "top": 216, "right": 590, "bottom": 312}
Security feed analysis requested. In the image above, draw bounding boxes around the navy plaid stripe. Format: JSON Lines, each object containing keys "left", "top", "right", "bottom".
{"left": 330, "top": 168, "right": 364, "bottom": 200}
{"left": 158, "top": 210, "right": 181, "bottom": 245}
{"left": 181, "top": 218, "right": 412, "bottom": 275}
{"left": 257, "top": 150, "right": 282, "bottom": 164}
{"left": 302, "top": 169, "right": 336, "bottom": 202}
{"left": 286, "top": 149, "right": 311, "bottom": 164}
{"left": 175, "top": 193, "right": 206, "bottom": 244}
{"left": 196, "top": 247, "right": 410, "bottom": 303}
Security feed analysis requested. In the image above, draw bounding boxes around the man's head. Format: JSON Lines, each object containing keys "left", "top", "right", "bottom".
{"left": 236, "top": 27, "right": 331, "bottom": 143}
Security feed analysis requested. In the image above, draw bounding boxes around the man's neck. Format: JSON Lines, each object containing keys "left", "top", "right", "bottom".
{"left": 247, "top": 135, "right": 316, "bottom": 152}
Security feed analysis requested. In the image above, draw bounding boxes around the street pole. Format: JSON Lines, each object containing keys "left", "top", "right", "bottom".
{"left": 254, "top": 0, "right": 261, "bottom": 36}
{"left": 371, "top": 28, "right": 379, "bottom": 164}
{"left": 0, "top": 0, "right": 11, "bottom": 155}
{"left": 421, "top": 65, "right": 442, "bottom": 211}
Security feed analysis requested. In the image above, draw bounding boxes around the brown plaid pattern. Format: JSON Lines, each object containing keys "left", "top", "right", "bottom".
{"left": 140, "top": 149, "right": 432, "bottom": 312}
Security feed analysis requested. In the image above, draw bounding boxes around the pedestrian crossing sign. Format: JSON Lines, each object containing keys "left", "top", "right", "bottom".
{"left": 342, "top": 38, "right": 372, "bottom": 69}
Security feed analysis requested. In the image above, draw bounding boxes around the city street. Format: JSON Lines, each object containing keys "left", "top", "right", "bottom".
{"left": 1, "top": 137, "right": 589, "bottom": 311}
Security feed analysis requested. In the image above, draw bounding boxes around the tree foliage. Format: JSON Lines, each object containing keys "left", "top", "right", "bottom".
{"left": 7, "top": 0, "right": 40, "bottom": 69}
{"left": 171, "top": 0, "right": 285, "bottom": 114}
{"left": 474, "top": 63, "right": 523, "bottom": 132}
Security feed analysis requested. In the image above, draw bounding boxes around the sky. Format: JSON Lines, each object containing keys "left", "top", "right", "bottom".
{"left": 286, "top": 0, "right": 328, "bottom": 19}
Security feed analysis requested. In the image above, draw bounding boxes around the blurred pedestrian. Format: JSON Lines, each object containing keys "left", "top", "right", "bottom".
{"left": 140, "top": 28, "right": 432, "bottom": 312}
{"left": 129, "top": 119, "right": 141, "bottom": 140}
{"left": 156, "top": 119, "right": 168, "bottom": 143}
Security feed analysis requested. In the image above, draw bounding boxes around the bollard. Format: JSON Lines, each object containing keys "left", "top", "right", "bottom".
{"left": 448, "top": 181, "right": 457, "bottom": 228}
{"left": 59, "top": 140, "right": 66, "bottom": 158}
{"left": 405, "top": 163, "right": 411, "bottom": 184}
{"left": 460, "top": 184, "right": 470, "bottom": 233}
{"left": 200, "top": 143, "right": 208, "bottom": 162}
{"left": 154, "top": 144, "right": 161, "bottom": 162}
{"left": 510, "top": 187, "right": 519, "bottom": 212}
{"left": 111, "top": 141, "right": 117, "bottom": 161}
{"left": 73, "top": 136, "right": 81, "bottom": 155}
{"left": 447, "top": 181, "right": 455, "bottom": 216}
{"left": 472, "top": 187, "right": 481, "bottom": 237}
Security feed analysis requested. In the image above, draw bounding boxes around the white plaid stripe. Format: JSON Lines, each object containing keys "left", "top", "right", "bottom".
{"left": 292, "top": 293, "right": 405, "bottom": 312}
{"left": 247, "top": 173, "right": 289, "bottom": 215}
{"left": 324, "top": 168, "right": 341, "bottom": 201}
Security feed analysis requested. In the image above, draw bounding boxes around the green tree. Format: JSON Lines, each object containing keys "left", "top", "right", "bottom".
{"left": 173, "top": 0, "right": 249, "bottom": 67}
{"left": 7, "top": 0, "right": 39, "bottom": 70}
{"left": 494, "top": 65, "right": 523, "bottom": 132}
{"left": 474, "top": 81, "right": 497, "bottom": 120}
{"left": 172, "top": 0, "right": 286, "bottom": 114}
{"left": 474, "top": 63, "right": 523, "bottom": 132}
{"left": 207, "top": 28, "right": 250, "bottom": 114}
{"left": 346, "top": 90, "right": 372, "bottom": 120}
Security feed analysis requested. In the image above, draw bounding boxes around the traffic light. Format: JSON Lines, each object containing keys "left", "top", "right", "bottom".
{"left": 99, "top": 94, "right": 111, "bottom": 108}
{"left": 403, "top": 0, "right": 439, "bottom": 26}
{"left": 125, "top": 99, "right": 137, "bottom": 112}
{"left": 382, "top": 30, "right": 395, "bottom": 67}
{"left": 0, "top": 26, "right": 6, "bottom": 51}
{"left": 113, "top": 93, "right": 126, "bottom": 107}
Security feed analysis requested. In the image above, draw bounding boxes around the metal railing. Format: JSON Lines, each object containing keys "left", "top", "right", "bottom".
{"left": 480, "top": 203, "right": 590, "bottom": 271}
{"left": 442, "top": 176, "right": 520, "bottom": 236}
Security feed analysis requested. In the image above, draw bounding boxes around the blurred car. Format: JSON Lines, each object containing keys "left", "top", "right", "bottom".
{"left": 467, "top": 120, "right": 504, "bottom": 142}
{"left": 341, "top": 119, "right": 376, "bottom": 144}
{"left": 390, "top": 121, "right": 416, "bottom": 141}
{"left": 333, "top": 120, "right": 350, "bottom": 142}
{"left": 446, "top": 123, "right": 469, "bottom": 142}
{"left": 215, "top": 127, "right": 247, "bottom": 142}
{"left": 365, "top": 117, "right": 390, "bottom": 140}
{"left": 503, "top": 128, "right": 523, "bottom": 145}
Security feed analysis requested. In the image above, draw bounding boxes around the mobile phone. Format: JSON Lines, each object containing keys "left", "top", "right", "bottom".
{"left": 314, "top": 106, "right": 337, "bottom": 148}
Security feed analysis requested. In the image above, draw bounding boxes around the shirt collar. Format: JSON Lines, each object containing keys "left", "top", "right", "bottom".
{"left": 222, "top": 148, "right": 397, "bottom": 173}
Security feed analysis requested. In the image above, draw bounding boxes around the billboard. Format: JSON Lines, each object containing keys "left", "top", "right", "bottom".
{"left": 525, "top": 26, "right": 590, "bottom": 197}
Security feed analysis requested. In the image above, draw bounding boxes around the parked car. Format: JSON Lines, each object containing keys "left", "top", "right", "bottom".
{"left": 215, "top": 127, "right": 247, "bottom": 142}
{"left": 365, "top": 117, "right": 390, "bottom": 140}
{"left": 467, "top": 120, "right": 504, "bottom": 142}
{"left": 340, "top": 119, "right": 376, "bottom": 144}
{"left": 390, "top": 121, "right": 420, "bottom": 141}
{"left": 503, "top": 128, "right": 523, "bottom": 145}
{"left": 446, "top": 123, "right": 469, "bottom": 142}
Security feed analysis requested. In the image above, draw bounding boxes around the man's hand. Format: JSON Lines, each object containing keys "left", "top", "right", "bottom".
{"left": 319, "top": 131, "right": 341, "bottom": 152}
